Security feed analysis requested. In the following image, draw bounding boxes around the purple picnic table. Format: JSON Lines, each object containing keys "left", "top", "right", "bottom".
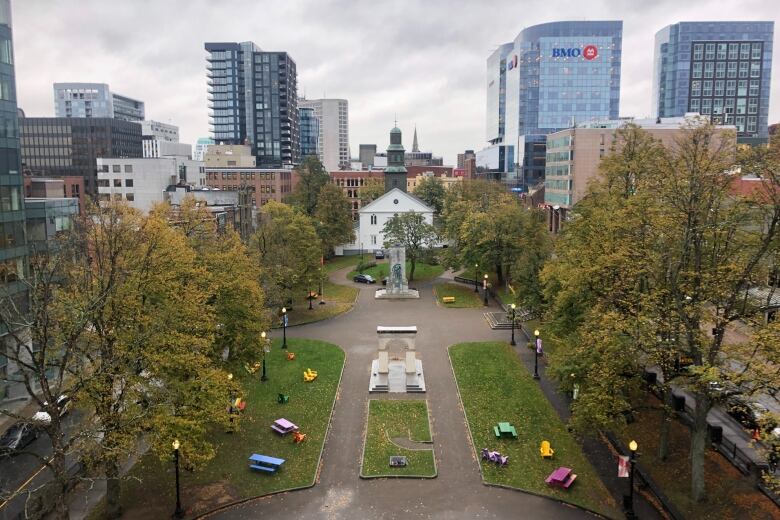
{"left": 545, "top": 466, "right": 577, "bottom": 489}
{"left": 271, "top": 418, "right": 298, "bottom": 435}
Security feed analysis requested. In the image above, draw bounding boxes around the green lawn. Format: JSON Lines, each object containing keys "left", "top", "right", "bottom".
{"left": 102, "top": 339, "right": 345, "bottom": 518}
{"left": 324, "top": 255, "right": 360, "bottom": 273}
{"left": 283, "top": 280, "right": 357, "bottom": 327}
{"left": 449, "top": 342, "right": 619, "bottom": 518}
{"left": 348, "top": 261, "right": 444, "bottom": 284}
{"left": 433, "top": 282, "right": 483, "bottom": 308}
{"left": 360, "top": 400, "right": 436, "bottom": 478}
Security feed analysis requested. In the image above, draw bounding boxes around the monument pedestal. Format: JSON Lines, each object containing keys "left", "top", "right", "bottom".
{"left": 376, "top": 245, "right": 419, "bottom": 299}
{"left": 368, "top": 326, "right": 426, "bottom": 393}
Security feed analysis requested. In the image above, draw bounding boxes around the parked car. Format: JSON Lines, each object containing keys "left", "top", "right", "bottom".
{"left": 353, "top": 274, "right": 376, "bottom": 284}
{"left": 726, "top": 398, "right": 772, "bottom": 431}
{"left": 374, "top": 249, "right": 385, "bottom": 259}
{"left": 31, "top": 394, "right": 72, "bottom": 425}
{"left": 0, "top": 422, "right": 39, "bottom": 455}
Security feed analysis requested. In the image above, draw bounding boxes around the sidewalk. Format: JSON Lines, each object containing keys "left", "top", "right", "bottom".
{"left": 513, "top": 327, "right": 663, "bottom": 520}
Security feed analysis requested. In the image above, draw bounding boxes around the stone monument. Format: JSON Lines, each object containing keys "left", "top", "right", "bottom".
{"left": 369, "top": 326, "right": 426, "bottom": 393}
{"left": 375, "top": 245, "right": 419, "bottom": 299}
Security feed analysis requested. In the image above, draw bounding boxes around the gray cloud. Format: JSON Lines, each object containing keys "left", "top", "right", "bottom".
{"left": 12, "top": 0, "right": 779, "bottom": 165}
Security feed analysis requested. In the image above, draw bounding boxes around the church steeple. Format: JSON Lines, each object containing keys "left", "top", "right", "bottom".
{"left": 385, "top": 123, "right": 407, "bottom": 193}
{"left": 412, "top": 126, "right": 419, "bottom": 153}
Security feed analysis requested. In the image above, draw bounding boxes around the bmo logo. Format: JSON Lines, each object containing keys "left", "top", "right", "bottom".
{"left": 506, "top": 55, "right": 518, "bottom": 70}
{"left": 552, "top": 45, "right": 599, "bottom": 60}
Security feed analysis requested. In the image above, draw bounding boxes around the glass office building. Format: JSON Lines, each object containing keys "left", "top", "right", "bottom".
{"left": 299, "top": 107, "right": 319, "bottom": 158}
{"left": 205, "top": 41, "right": 299, "bottom": 168}
{"left": 653, "top": 22, "right": 774, "bottom": 144}
{"left": 482, "top": 21, "right": 622, "bottom": 187}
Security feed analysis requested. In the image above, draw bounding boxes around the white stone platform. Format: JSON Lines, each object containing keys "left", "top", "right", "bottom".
{"left": 369, "top": 359, "right": 426, "bottom": 393}
{"left": 375, "top": 288, "right": 420, "bottom": 299}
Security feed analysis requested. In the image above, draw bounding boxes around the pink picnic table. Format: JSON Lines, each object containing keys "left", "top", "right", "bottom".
{"left": 271, "top": 418, "right": 299, "bottom": 435}
{"left": 545, "top": 466, "right": 577, "bottom": 489}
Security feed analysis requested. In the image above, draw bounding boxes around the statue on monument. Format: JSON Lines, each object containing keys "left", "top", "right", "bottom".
{"left": 375, "top": 244, "right": 419, "bottom": 299}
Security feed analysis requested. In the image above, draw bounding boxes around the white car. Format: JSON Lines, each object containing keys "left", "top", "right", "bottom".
{"left": 31, "top": 395, "right": 72, "bottom": 425}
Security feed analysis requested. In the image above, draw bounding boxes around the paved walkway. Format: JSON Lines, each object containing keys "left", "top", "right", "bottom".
{"left": 209, "top": 268, "right": 625, "bottom": 520}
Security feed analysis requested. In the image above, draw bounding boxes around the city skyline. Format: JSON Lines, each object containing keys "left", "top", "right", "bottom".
{"left": 11, "top": 0, "right": 780, "bottom": 165}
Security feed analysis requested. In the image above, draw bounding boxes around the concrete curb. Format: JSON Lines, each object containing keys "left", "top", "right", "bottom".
{"left": 194, "top": 342, "right": 347, "bottom": 520}
{"left": 359, "top": 398, "right": 438, "bottom": 479}
{"left": 446, "top": 344, "right": 616, "bottom": 520}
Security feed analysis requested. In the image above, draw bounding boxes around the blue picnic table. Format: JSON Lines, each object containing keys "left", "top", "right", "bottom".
{"left": 249, "top": 453, "right": 286, "bottom": 473}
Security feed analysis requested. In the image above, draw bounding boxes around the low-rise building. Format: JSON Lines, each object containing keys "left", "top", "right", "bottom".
{"left": 23, "top": 175, "right": 85, "bottom": 213}
{"left": 96, "top": 157, "right": 205, "bottom": 212}
{"left": 204, "top": 167, "right": 297, "bottom": 207}
{"left": 330, "top": 170, "right": 385, "bottom": 220}
{"left": 24, "top": 197, "right": 79, "bottom": 253}
{"left": 204, "top": 144, "right": 257, "bottom": 168}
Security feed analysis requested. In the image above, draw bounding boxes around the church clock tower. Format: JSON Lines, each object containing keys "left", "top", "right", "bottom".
{"left": 384, "top": 125, "right": 407, "bottom": 193}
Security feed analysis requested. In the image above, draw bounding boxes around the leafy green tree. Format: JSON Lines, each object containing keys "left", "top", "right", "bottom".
{"left": 289, "top": 156, "right": 329, "bottom": 216}
{"left": 315, "top": 183, "right": 355, "bottom": 258}
{"left": 413, "top": 176, "right": 446, "bottom": 215}
{"left": 509, "top": 208, "right": 552, "bottom": 316}
{"left": 252, "top": 201, "right": 322, "bottom": 308}
{"left": 382, "top": 212, "right": 437, "bottom": 281}
{"left": 359, "top": 178, "right": 385, "bottom": 206}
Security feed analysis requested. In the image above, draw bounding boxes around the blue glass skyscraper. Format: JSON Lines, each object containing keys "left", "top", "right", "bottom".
{"left": 480, "top": 21, "right": 622, "bottom": 187}
{"left": 653, "top": 21, "right": 774, "bottom": 144}
{"left": 299, "top": 106, "right": 319, "bottom": 158}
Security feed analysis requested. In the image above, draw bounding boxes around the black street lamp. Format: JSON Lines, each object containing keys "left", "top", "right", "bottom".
{"left": 308, "top": 287, "right": 314, "bottom": 310}
{"left": 533, "top": 329, "right": 541, "bottom": 379}
{"left": 510, "top": 303, "right": 516, "bottom": 346}
{"left": 319, "top": 268, "right": 326, "bottom": 305}
{"left": 483, "top": 274, "right": 489, "bottom": 306}
{"left": 625, "top": 440, "right": 638, "bottom": 519}
{"left": 172, "top": 439, "right": 184, "bottom": 518}
{"left": 474, "top": 263, "right": 479, "bottom": 293}
{"left": 261, "top": 331, "right": 269, "bottom": 382}
{"left": 281, "top": 307, "right": 288, "bottom": 349}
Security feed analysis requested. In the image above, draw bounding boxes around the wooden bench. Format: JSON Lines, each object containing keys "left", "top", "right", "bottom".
{"left": 442, "top": 296, "right": 456, "bottom": 303}
{"left": 540, "top": 440, "right": 554, "bottom": 458}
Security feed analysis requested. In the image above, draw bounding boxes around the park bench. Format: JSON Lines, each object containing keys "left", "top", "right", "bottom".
{"left": 271, "top": 418, "right": 298, "bottom": 435}
{"left": 303, "top": 368, "right": 318, "bottom": 382}
{"left": 540, "top": 440, "right": 554, "bottom": 458}
{"left": 249, "top": 453, "right": 285, "bottom": 473}
{"left": 545, "top": 466, "right": 577, "bottom": 489}
{"left": 442, "top": 296, "right": 456, "bottom": 303}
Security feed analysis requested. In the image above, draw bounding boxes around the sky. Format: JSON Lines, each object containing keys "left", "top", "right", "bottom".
{"left": 11, "top": 0, "right": 780, "bottom": 166}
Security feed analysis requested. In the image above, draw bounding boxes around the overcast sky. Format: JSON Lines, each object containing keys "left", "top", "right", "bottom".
{"left": 11, "top": 0, "right": 780, "bottom": 165}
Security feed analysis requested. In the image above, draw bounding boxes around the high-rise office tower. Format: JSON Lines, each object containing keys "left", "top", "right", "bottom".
{"left": 298, "top": 98, "right": 349, "bottom": 171}
{"left": 193, "top": 137, "right": 214, "bottom": 161}
{"left": 479, "top": 21, "right": 622, "bottom": 186}
{"left": 204, "top": 41, "right": 299, "bottom": 168}
{"left": 53, "top": 82, "right": 145, "bottom": 121}
{"left": 0, "top": 0, "right": 29, "bottom": 403}
{"left": 653, "top": 21, "right": 774, "bottom": 145}
{"left": 299, "top": 107, "right": 319, "bottom": 158}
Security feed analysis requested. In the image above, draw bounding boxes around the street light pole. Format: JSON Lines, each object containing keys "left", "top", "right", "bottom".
{"left": 626, "top": 440, "right": 638, "bottom": 519}
{"left": 474, "top": 263, "right": 479, "bottom": 293}
{"left": 261, "top": 331, "right": 269, "bottom": 382}
{"left": 319, "top": 268, "right": 326, "bottom": 305}
{"left": 510, "top": 303, "right": 516, "bottom": 346}
{"left": 483, "top": 274, "right": 489, "bottom": 306}
{"left": 281, "top": 307, "right": 287, "bottom": 349}
{"left": 172, "top": 439, "right": 184, "bottom": 518}
{"left": 533, "top": 329, "right": 541, "bottom": 379}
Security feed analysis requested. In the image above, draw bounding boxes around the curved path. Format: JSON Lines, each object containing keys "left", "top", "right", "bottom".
{"left": 211, "top": 268, "right": 597, "bottom": 519}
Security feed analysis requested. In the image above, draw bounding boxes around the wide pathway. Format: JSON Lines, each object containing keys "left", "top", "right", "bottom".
{"left": 211, "top": 268, "right": 603, "bottom": 520}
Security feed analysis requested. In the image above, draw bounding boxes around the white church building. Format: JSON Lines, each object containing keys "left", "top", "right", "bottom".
{"left": 335, "top": 188, "right": 435, "bottom": 256}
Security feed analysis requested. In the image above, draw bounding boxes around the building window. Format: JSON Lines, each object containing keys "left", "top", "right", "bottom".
{"left": 125, "top": 179, "right": 133, "bottom": 187}
{"left": 715, "top": 62, "right": 726, "bottom": 78}
{"left": 714, "top": 80, "right": 724, "bottom": 97}
{"left": 701, "top": 98, "right": 712, "bottom": 115}
{"left": 737, "top": 80, "right": 747, "bottom": 96}
{"left": 97, "top": 179, "right": 110, "bottom": 188}
{"left": 124, "top": 164, "right": 133, "bottom": 173}
{"left": 702, "top": 81, "right": 712, "bottom": 97}
{"left": 751, "top": 43, "right": 762, "bottom": 60}
{"left": 704, "top": 43, "right": 715, "bottom": 60}
{"left": 725, "top": 80, "right": 736, "bottom": 97}
{"left": 112, "top": 164, "right": 121, "bottom": 173}
{"left": 747, "top": 116, "right": 757, "bottom": 133}
{"left": 717, "top": 43, "right": 728, "bottom": 60}
{"left": 371, "top": 235, "right": 377, "bottom": 245}
{"left": 125, "top": 193, "right": 135, "bottom": 201}
{"left": 693, "top": 43, "right": 704, "bottom": 60}
{"left": 727, "top": 62, "right": 737, "bottom": 78}
{"left": 747, "top": 98, "right": 758, "bottom": 114}
{"left": 739, "top": 62, "right": 749, "bottom": 78}
{"left": 728, "top": 43, "right": 739, "bottom": 60}
{"left": 750, "top": 62, "right": 760, "bottom": 78}
{"left": 113, "top": 179, "right": 121, "bottom": 187}
{"left": 749, "top": 80, "right": 759, "bottom": 97}
{"left": 736, "top": 98, "right": 746, "bottom": 115}
{"left": 692, "top": 62, "right": 702, "bottom": 78}
{"left": 689, "top": 98, "right": 700, "bottom": 112}
{"left": 740, "top": 43, "right": 750, "bottom": 60}
{"left": 370, "top": 214, "right": 377, "bottom": 225}
{"left": 691, "top": 81, "right": 701, "bottom": 97}
{"left": 703, "top": 62, "right": 714, "bottom": 78}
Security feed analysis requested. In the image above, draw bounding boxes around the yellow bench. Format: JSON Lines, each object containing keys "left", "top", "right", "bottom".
{"left": 540, "top": 440, "right": 554, "bottom": 458}
{"left": 303, "top": 368, "right": 318, "bottom": 382}
{"left": 442, "top": 296, "right": 456, "bottom": 303}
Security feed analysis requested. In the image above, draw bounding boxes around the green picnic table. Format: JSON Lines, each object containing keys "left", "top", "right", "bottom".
{"left": 494, "top": 422, "right": 518, "bottom": 439}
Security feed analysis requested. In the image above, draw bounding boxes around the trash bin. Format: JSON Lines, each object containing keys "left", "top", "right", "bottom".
{"left": 672, "top": 394, "right": 685, "bottom": 411}
{"left": 643, "top": 371, "right": 657, "bottom": 384}
{"left": 708, "top": 425, "right": 723, "bottom": 444}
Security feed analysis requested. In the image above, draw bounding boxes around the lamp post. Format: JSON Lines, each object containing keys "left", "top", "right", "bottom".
{"left": 281, "top": 307, "right": 288, "bottom": 349}
{"left": 308, "top": 287, "right": 313, "bottom": 310}
{"left": 483, "top": 274, "right": 489, "bottom": 306}
{"left": 172, "top": 439, "right": 184, "bottom": 518}
{"left": 261, "top": 331, "right": 269, "bottom": 382}
{"left": 319, "top": 267, "right": 326, "bottom": 305}
{"left": 510, "top": 303, "right": 516, "bottom": 346}
{"left": 533, "top": 329, "right": 541, "bottom": 379}
{"left": 474, "top": 263, "right": 479, "bottom": 293}
{"left": 626, "top": 440, "right": 638, "bottom": 519}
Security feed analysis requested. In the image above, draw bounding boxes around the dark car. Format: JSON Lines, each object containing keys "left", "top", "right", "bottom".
{"left": 374, "top": 250, "right": 385, "bottom": 259}
{"left": 0, "top": 422, "right": 39, "bottom": 455}
{"left": 353, "top": 274, "right": 376, "bottom": 284}
{"left": 726, "top": 397, "right": 772, "bottom": 431}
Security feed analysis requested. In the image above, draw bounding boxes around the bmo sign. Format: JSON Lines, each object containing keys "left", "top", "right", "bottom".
{"left": 552, "top": 44, "right": 599, "bottom": 60}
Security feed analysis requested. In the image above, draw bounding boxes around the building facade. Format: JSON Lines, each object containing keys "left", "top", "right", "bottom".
{"left": 24, "top": 175, "right": 84, "bottom": 213}
{"left": 20, "top": 117, "right": 143, "bottom": 195}
{"left": 482, "top": 21, "right": 623, "bottom": 188}
{"left": 204, "top": 167, "right": 297, "bottom": 207}
{"left": 204, "top": 41, "right": 299, "bottom": 168}
{"left": 193, "top": 137, "right": 214, "bottom": 161}
{"left": 385, "top": 126, "right": 407, "bottom": 193}
{"left": 141, "top": 120, "right": 178, "bottom": 142}
{"left": 53, "top": 82, "right": 145, "bottom": 121}
{"left": 96, "top": 157, "right": 205, "bottom": 212}
{"left": 299, "top": 106, "right": 319, "bottom": 158}
{"left": 652, "top": 21, "right": 774, "bottom": 144}
{"left": 24, "top": 197, "right": 78, "bottom": 253}
{"left": 544, "top": 116, "right": 737, "bottom": 231}
{"left": 299, "top": 98, "right": 349, "bottom": 171}
{"left": 457, "top": 150, "right": 475, "bottom": 169}
{"left": 359, "top": 144, "right": 377, "bottom": 169}
{"left": 330, "top": 170, "right": 385, "bottom": 219}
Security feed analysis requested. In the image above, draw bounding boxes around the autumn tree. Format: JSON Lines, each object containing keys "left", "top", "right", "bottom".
{"left": 382, "top": 211, "right": 437, "bottom": 282}
{"left": 359, "top": 178, "right": 385, "bottom": 206}
{"left": 314, "top": 183, "right": 355, "bottom": 258}
{"left": 509, "top": 208, "right": 552, "bottom": 316}
{"left": 413, "top": 176, "right": 446, "bottom": 216}
{"left": 289, "top": 156, "right": 329, "bottom": 216}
